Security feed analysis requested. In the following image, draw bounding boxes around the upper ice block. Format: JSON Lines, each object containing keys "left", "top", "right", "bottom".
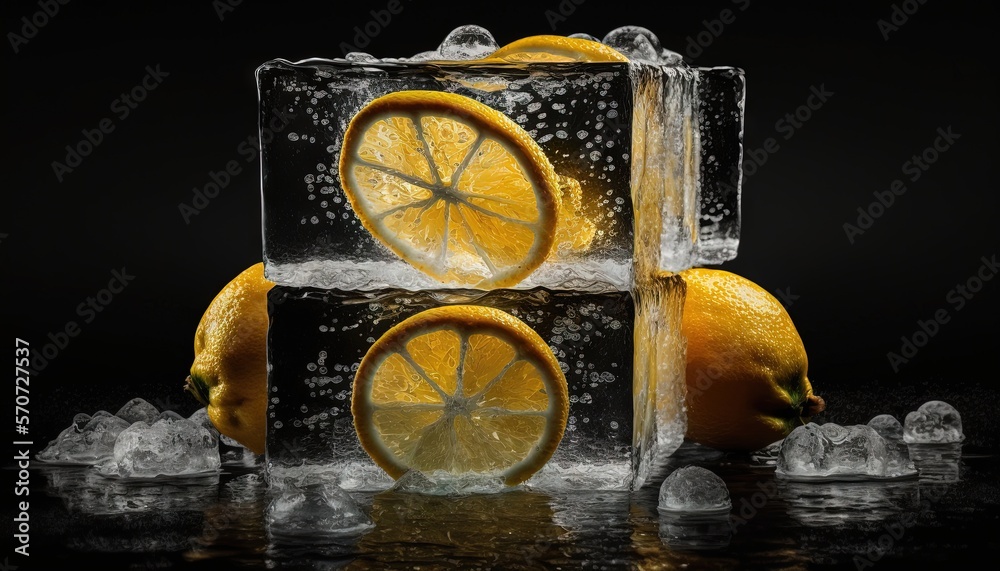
{"left": 257, "top": 26, "right": 744, "bottom": 291}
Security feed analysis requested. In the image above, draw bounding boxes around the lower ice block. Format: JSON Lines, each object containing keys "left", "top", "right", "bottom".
{"left": 266, "top": 275, "right": 686, "bottom": 491}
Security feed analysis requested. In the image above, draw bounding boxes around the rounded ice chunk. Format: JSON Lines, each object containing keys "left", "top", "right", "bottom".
{"left": 110, "top": 418, "right": 221, "bottom": 478}
{"left": 266, "top": 482, "right": 374, "bottom": 539}
{"left": 903, "top": 400, "right": 964, "bottom": 443}
{"left": 569, "top": 32, "right": 602, "bottom": 42}
{"left": 658, "top": 466, "right": 732, "bottom": 514}
{"left": 36, "top": 412, "right": 130, "bottom": 465}
{"left": 437, "top": 25, "right": 499, "bottom": 60}
{"left": 345, "top": 52, "right": 380, "bottom": 63}
{"left": 867, "top": 414, "right": 915, "bottom": 474}
{"left": 602, "top": 26, "right": 662, "bottom": 63}
{"left": 777, "top": 422, "right": 916, "bottom": 480}
{"left": 115, "top": 397, "right": 160, "bottom": 424}
{"left": 868, "top": 414, "right": 904, "bottom": 441}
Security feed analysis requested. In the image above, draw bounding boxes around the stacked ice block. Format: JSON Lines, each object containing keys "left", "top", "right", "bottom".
{"left": 258, "top": 26, "right": 745, "bottom": 490}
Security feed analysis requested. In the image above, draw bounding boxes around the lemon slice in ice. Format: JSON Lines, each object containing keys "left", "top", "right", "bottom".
{"left": 351, "top": 305, "right": 569, "bottom": 486}
{"left": 339, "top": 90, "right": 561, "bottom": 289}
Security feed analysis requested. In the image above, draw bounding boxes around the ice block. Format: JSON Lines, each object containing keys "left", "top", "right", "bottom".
{"left": 256, "top": 26, "right": 744, "bottom": 291}
{"left": 259, "top": 26, "right": 745, "bottom": 491}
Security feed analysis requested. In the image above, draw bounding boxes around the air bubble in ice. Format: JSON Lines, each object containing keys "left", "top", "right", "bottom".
{"left": 658, "top": 466, "right": 731, "bottom": 514}
{"left": 903, "top": 400, "right": 964, "bottom": 443}
{"left": 602, "top": 26, "right": 662, "bottom": 63}
{"left": 437, "top": 25, "right": 499, "bottom": 60}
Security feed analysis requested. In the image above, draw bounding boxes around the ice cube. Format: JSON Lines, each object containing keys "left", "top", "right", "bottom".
{"left": 436, "top": 24, "right": 498, "bottom": 61}
{"left": 602, "top": 26, "right": 662, "bottom": 63}
{"left": 266, "top": 482, "right": 374, "bottom": 539}
{"left": 903, "top": 400, "right": 964, "bottom": 443}
{"left": 108, "top": 417, "right": 221, "bottom": 478}
{"left": 657, "top": 466, "right": 731, "bottom": 514}
{"left": 776, "top": 422, "right": 917, "bottom": 481}
{"left": 188, "top": 406, "right": 257, "bottom": 466}
{"left": 115, "top": 397, "right": 160, "bottom": 424}
{"left": 266, "top": 287, "right": 651, "bottom": 491}
{"left": 750, "top": 439, "right": 783, "bottom": 467}
{"left": 257, "top": 26, "right": 744, "bottom": 290}
{"left": 36, "top": 411, "right": 130, "bottom": 465}
{"left": 868, "top": 414, "right": 915, "bottom": 474}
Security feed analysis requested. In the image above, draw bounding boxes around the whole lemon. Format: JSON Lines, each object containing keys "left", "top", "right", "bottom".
{"left": 680, "top": 268, "right": 825, "bottom": 451}
{"left": 185, "top": 263, "right": 273, "bottom": 455}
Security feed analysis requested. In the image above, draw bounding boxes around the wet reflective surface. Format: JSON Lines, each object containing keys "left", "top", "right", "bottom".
{"left": 15, "top": 444, "right": 999, "bottom": 569}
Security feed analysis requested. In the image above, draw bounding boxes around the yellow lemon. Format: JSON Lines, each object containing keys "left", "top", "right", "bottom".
{"left": 351, "top": 305, "right": 569, "bottom": 486}
{"left": 185, "top": 263, "right": 273, "bottom": 455}
{"left": 679, "top": 268, "right": 825, "bottom": 451}
{"left": 339, "top": 90, "right": 561, "bottom": 289}
{"left": 487, "top": 35, "right": 629, "bottom": 63}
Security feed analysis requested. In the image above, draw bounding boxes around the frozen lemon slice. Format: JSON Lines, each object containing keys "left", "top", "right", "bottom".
{"left": 339, "top": 90, "right": 561, "bottom": 289}
{"left": 488, "top": 35, "right": 629, "bottom": 63}
{"left": 351, "top": 305, "right": 569, "bottom": 486}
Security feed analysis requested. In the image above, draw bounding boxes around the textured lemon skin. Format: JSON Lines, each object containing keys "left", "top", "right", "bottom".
{"left": 487, "top": 35, "right": 630, "bottom": 63}
{"left": 338, "top": 90, "right": 561, "bottom": 289}
{"left": 680, "top": 268, "right": 823, "bottom": 451}
{"left": 352, "top": 305, "right": 569, "bottom": 486}
{"left": 188, "top": 263, "right": 273, "bottom": 455}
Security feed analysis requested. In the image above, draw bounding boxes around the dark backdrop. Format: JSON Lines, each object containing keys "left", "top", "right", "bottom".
{"left": 3, "top": 0, "right": 998, "bottom": 450}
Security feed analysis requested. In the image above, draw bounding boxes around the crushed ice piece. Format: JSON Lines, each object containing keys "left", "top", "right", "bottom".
{"left": 868, "top": 415, "right": 916, "bottom": 475}
{"left": 391, "top": 470, "right": 507, "bottom": 496}
{"left": 776, "top": 422, "right": 917, "bottom": 481}
{"left": 659, "top": 48, "right": 685, "bottom": 66}
{"left": 658, "top": 466, "right": 732, "bottom": 514}
{"left": 72, "top": 412, "right": 92, "bottom": 428}
{"left": 437, "top": 24, "right": 498, "bottom": 60}
{"left": 266, "top": 482, "right": 374, "bottom": 539}
{"left": 188, "top": 406, "right": 256, "bottom": 465}
{"left": 156, "top": 410, "right": 185, "bottom": 422}
{"left": 569, "top": 32, "right": 601, "bottom": 42}
{"left": 903, "top": 400, "right": 964, "bottom": 443}
{"left": 36, "top": 412, "right": 130, "bottom": 465}
{"left": 115, "top": 397, "right": 160, "bottom": 424}
{"left": 749, "top": 439, "right": 783, "bottom": 467}
{"left": 602, "top": 25, "right": 662, "bottom": 63}
{"left": 345, "top": 52, "right": 379, "bottom": 63}
{"left": 102, "top": 417, "right": 221, "bottom": 479}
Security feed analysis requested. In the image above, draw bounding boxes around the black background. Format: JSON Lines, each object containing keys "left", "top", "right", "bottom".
{"left": 3, "top": 0, "right": 998, "bottom": 450}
